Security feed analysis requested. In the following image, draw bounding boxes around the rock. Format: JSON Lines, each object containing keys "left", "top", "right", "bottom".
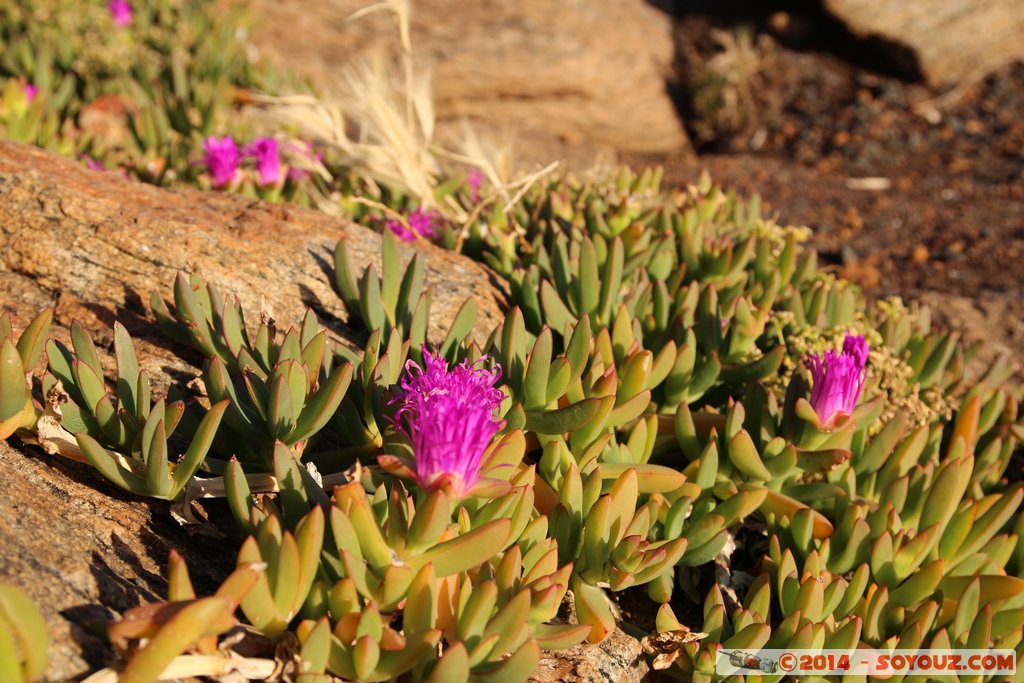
{"left": 0, "top": 140, "right": 508, "bottom": 356}
{"left": 821, "top": 0, "right": 1024, "bottom": 87}
{"left": 530, "top": 629, "right": 650, "bottom": 683}
{"left": 249, "top": 0, "right": 689, "bottom": 169}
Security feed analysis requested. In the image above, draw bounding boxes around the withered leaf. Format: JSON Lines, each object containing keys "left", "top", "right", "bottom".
{"left": 641, "top": 628, "right": 709, "bottom": 670}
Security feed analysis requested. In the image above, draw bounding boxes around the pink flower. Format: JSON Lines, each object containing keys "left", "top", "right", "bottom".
{"left": 82, "top": 156, "right": 104, "bottom": 171}
{"left": 803, "top": 333, "right": 869, "bottom": 429}
{"left": 202, "top": 136, "right": 241, "bottom": 188}
{"left": 245, "top": 137, "right": 281, "bottom": 186}
{"left": 24, "top": 84, "right": 38, "bottom": 102}
{"left": 385, "top": 208, "right": 441, "bottom": 243}
{"left": 384, "top": 219, "right": 416, "bottom": 242}
{"left": 108, "top": 0, "right": 132, "bottom": 26}
{"left": 407, "top": 209, "right": 440, "bottom": 239}
{"left": 467, "top": 169, "right": 484, "bottom": 202}
{"left": 388, "top": 349, "right": 505, "bottom": 497}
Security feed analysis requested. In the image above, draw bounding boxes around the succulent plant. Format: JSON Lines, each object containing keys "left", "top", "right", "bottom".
{"left": 6, "top": 60, "right": 1024, "bottom": 683}
{"left": 104, "top": 550, "right": 270, "bottom": 683}
{"left": 0, "top": 0, "right": 336, "bottom": 207}
{"left": 234, "top": 504, "right": 325, "bottom": 639}
{"left": 333, "top": 229, "right": 479, "bottom": 353}
{"left": 651, "top": 368, "right": 1024, "bottom": 681}
{"left": 151, "top": 271, "right": 353, "bottom": 468}
{"left": 221, "top": 459, "right": 588, "bottom": 683}
{"left": 0, "top": 583, "right": 49, "bottom": 683}
{"left": 659, "top": 518, "right": 1024, "bottom": 682}
{"left": 43, "top": 320, "right": 227, "bottom": 500}
{"left": 0, "top": 78, "right": 78, "bottom": 154}
{"left": 0, "top": 309, "right": 51, "bottom": 439}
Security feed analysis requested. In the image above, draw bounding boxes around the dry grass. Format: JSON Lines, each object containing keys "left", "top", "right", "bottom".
{"left": 689, "top": 27, "right": 774, "bottom": 145}
{"left": 247, "top": 0, "right": 561, "bottom": 224}
{"left": 704, "top": 29, "right": 769, "bottom": 131}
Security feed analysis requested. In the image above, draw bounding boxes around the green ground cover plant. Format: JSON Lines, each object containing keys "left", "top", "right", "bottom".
{"left": 2, "top": 2, "right": 1024, "bottom": 682}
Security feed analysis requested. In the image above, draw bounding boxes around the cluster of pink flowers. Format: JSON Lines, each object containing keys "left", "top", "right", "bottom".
{"left": 384, "top": 208, "right": 442, "bottom": 243}
{"left": 377, "top": 170, "right": 477, "bottom": 243}
{"left": 388, "top": 349, "right": 505, "bottom": 498}
{"left": 201, "top": 135, "right": 287, "bottom": 189}
{"left": 108, "top": 0, "right": 132, "bottom": 27}
{"left": 803, "top": 333, "right": 869, "bottom": 429}
{"left": 467, "top": 169, "right": 483, "bottom": 202}
{"left": 201, "top": 137, "right": 242, "bottom": 187}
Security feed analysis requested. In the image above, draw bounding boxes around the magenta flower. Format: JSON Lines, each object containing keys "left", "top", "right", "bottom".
{"left": 803, "top": 333, "right": 869, "bottom": 429}
{"left": 388, "top": 349, "right": 505, "bottom": 497}
{"left": 384, "top": 219, "right": 416, "bottom": 242}
{"left": 202, "top": 136, "right": 241, "bottom": 188}
{"left": 385, "top": 208, "right": 441, "bottom": 243}
{"left": 24, "top": 83, "right": 38, "bottom": 102}
{"left": 245, "top": 137, "right": 281, "bottom": 186}
{"left": 467, "top": 169, "right": 484, "bottom": 202}
{"left": 108, "top": 0, "right": 132, "bottom": 26}
{"left": 408, "top": 209, "right": 441, "bottom": 239}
